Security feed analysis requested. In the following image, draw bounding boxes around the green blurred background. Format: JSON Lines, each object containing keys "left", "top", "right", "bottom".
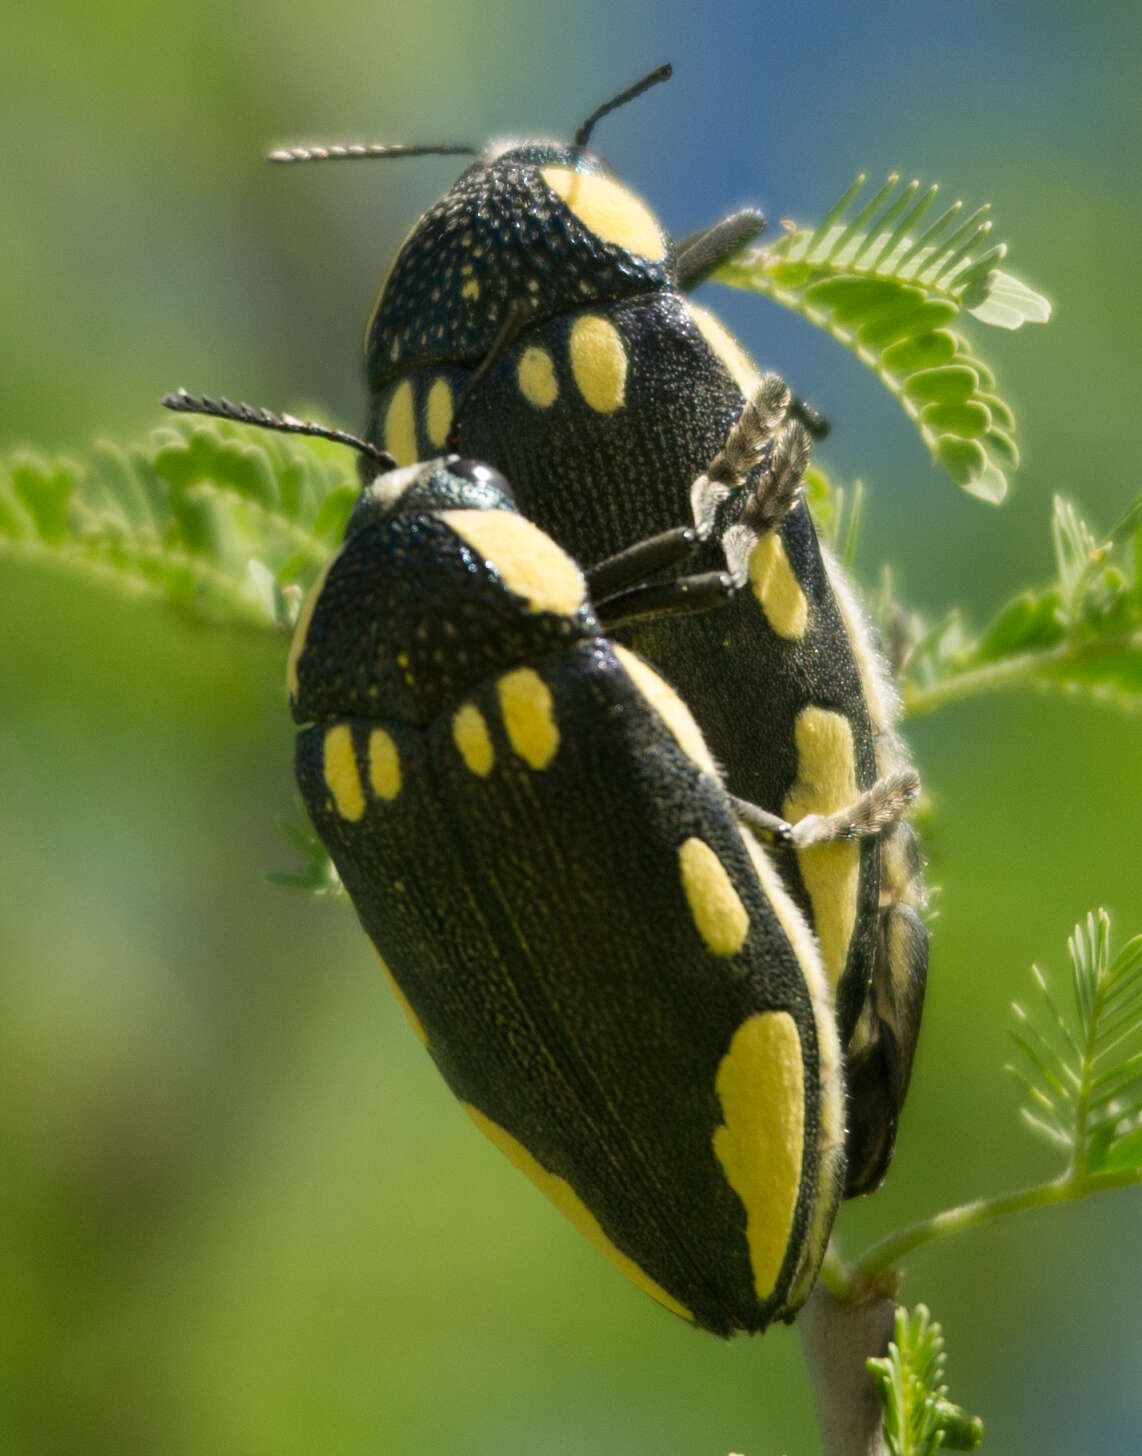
{"left": 2, "top": 1, "right": 1139, "bottom": 1452}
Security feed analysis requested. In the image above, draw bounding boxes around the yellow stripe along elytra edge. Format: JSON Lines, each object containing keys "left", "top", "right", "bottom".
{"left": 517, "top": 345, "right": 559, "bottom": 408}
{"left": 440, "top": 510, "right": 585, "bottom": 616}
{"left": 782, "top": 707, "right": 860, "bottom": 992}
{"left": 569, "top": 314, "right": 628, "bottom": 414}
{"left": 539, "top": 167, "right": 667, "bottom": 262}
{"left": 368, "top": 727, "right": 402, "bottom": 801}
{"left": 462, "top": 1103, "right": 693, "bottom": 1321}
{"left": 452, "top": 701, "right": 495, "bottom": 777}
{"left": 677, "top": 837, "right": 750, "bottom": 956}
{"left": 497, "top": 667, "right": 559, "bottom": 770}
{"left": 376, "top": 949, "right": 427, "bottom": 1045}
{"left": 384, "top": 379, "right": 417, "bottom": 465}
{"left": 687, "top": 302, "right": 763, "bottom": 398}
{"left": 612, "top": 646, "right": 717, "bottom": 776}
{"left": 712, "top": 1011, "right": 805, "bottom": 1300}
{"left": 748, "top": 533, "right": 809, "bottom": 641}
{"left": 323, "top": 723, "right": 365, "bottom": 821}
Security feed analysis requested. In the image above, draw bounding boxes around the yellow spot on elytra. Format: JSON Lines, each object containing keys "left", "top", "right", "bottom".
{"left": 569, "top": 314, "right": 628, "bottom": 414}
{"left": 452, "top": 701, "right": 494, "bottom": 776}
{"left": 783, "top": 708, "right": 859, "bottom": 991}
{"left": 286, "top": 550, "right": 338, "bottom": 700}
{"left": 540, "top": 167, "right": 667, "bottom": 262}
{"left": 497, "top": 667, "right": 559, "bottom": 770}
{"left": 461, "top": 278, "right": 479, "bottom": 301}
{"left": 384, "top": 379, "right": 417, "bottom": 466}
{"left": 688, "top": 302, "right": 762, "bottom": 398}
{"left": 368, "top": 727, "right": 402, "bottom": 800}
{"left": 712, "top": 1011, "right": 805, "bottom": 1299}
{"left": 462, "top": 1103, "right": 693, "bottom": 1321}
{"left": 517, "top": 345, "right": 559, "bottom": 408}
{"left": 748, "top": 533, "right": 809, "bottom": 640}
{"left": 441, "top": 510, "right": 585, "bottom": 616}
{"left": 376, "top": 949, "right": 427, "bottom": 1044}
{"left": 613, "top": 646, "right": 716, "bottom": 776}
{"left": 678, "top": 837, "right": 749, "bottom": 956}
{"left": 424, "top": 377, "right": 453, "bottom": 449}
{"left": 323, "top": 723, "right": 365, "bottom": 821}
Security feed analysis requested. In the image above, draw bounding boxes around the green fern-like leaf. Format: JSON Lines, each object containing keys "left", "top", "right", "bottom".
{"left": 900, "top": 488, "right": 1142, "bottom": 715}
{"left": 714, "top": 173, "right": 1051, "bottom": 504}
{"left": 267, "top": 809, "right": 346, "bottom": 899}
{"left": 868, "top": 1304, "right": 983, "bottom": 1455}
{"left": 1009, "top": 910, "right": 1142, "bottom": 1177}
{"left": 0, "top": 416, "right": 356, "bottom": 634}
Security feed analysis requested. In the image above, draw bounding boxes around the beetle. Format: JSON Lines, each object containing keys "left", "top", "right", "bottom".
{"left": 161, "top": 386, "right": 917, "bottom": 1332}
{"left": 269, "top": 65, "right": 928, "bottom": 1195}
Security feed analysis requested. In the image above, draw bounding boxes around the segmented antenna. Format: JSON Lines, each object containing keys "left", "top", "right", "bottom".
{"left": 268, "top": 63, "right": 674, "bottom": 167}
{"left": 161, "top": 389, "right": 396, "bottom": 470}
{"left": 574, "top": 63, "right": 672, "bottom": 148}
{"left": 267, "top": 142, "right": 477, "bottom": 165}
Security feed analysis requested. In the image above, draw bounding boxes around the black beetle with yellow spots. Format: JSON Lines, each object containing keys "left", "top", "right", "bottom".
{"left": 159, "top": 387, "right": 925, "bottom": 1335}
{"left": 270, "top": 65, "right": 929, "bottom": 1196}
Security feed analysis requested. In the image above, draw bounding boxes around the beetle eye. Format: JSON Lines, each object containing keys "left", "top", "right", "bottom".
{"left": 450, "top": 458, "right": 515, "bottom": 500}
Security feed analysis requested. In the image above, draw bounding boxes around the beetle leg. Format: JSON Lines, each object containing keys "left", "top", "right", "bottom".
{"left": 843, "top": 896, "right": 928, "bottom": 1196}
{"left": 724, "top": 798, "right": 796, "bottom": 849}
{"left": 693, "top": 377, "right": 811, "bottom": 574}
{"left": 596, "top": 570, "right": 735, "bottom": 629}
{"left": 786, "top": 769, "right": 920, "bottom": 848}
{"left": 789, "top": 396, "right": 830, "bottom": 441}
{"left": 586, "top": 525, "right": 702, "bottom": 600}
{"left": 675, "top": 208, "right": 767, "bottom": 291}
{"left": 731, "top": 769, "right": 919, "bottom": 852}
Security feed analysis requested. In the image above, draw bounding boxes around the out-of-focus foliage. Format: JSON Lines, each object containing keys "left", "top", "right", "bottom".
{"left": 0, "top": 419, "right": 355, "bottom": 632}
{"left": 716, "top": 174, "right": 1050, "bottom": 504}
{"left": 5, "top": 1, "right": 1142, "bottom": 1453}
{"left": 898, "top": 490, "right": 1142, "bottom": 714}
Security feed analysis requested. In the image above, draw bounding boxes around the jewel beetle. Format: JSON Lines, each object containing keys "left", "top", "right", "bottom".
{"left": 270, "top": 64, "right": 928, "bottom": 1196}
{"left": 162, "top": 385, "right": 867, "bottom": 1335}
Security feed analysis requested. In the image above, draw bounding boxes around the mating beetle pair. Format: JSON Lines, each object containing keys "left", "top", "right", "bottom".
{"left": 273, "top": 62, "right": 928, "bottom": 1199}
{"left": 168, "top": 63, "right": 928, "bottom": 1336}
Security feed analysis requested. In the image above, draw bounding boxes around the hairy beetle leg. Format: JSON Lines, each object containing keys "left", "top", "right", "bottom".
{"left": 732, "top": 769, "right": 921, "bottom": 852}
{"left": 693, "top": 374, "right": 812, "bottom": 551}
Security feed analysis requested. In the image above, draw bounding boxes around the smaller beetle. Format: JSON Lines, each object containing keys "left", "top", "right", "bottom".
{"left": 162, "top": 387, "right": 914, "bottom": 1335}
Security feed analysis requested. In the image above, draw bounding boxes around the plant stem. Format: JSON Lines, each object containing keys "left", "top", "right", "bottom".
{"left": 836, "top": 1166, "right": 1142, "bottom": 1293}
{"left": 799, "top": 1282, "right": 895, "bottom": 1456}
{"left": 902, "top": 630, "right": 1142, "bottom": 717}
